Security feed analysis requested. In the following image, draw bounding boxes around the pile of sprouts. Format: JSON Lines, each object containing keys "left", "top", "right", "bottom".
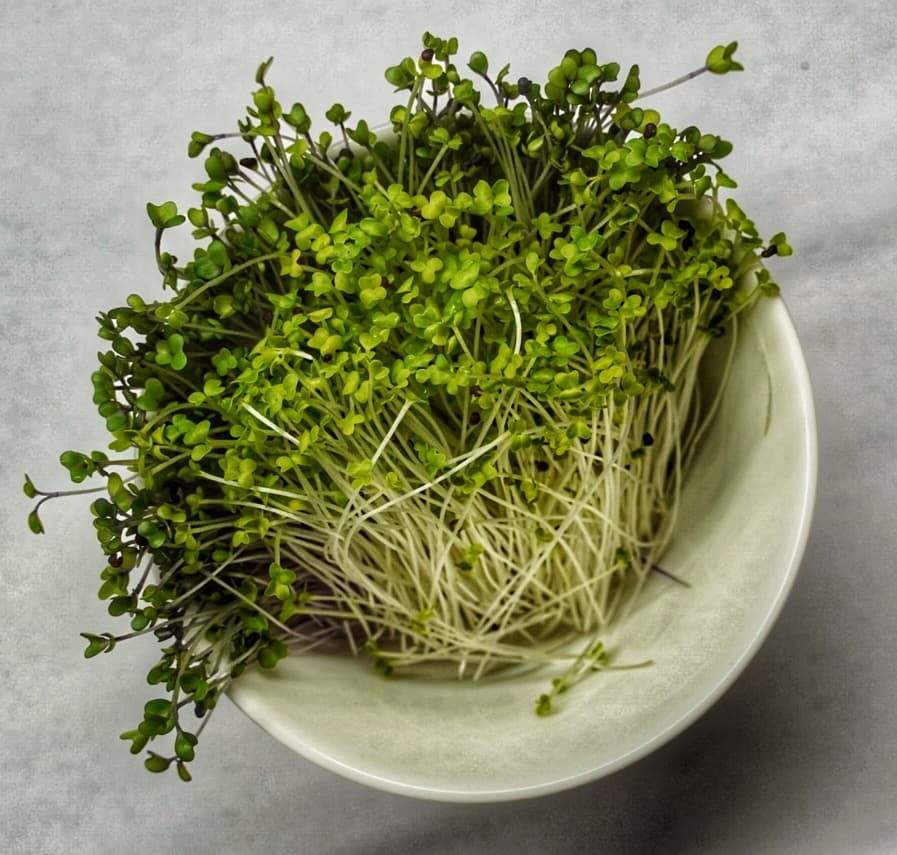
{"left": 25, "top": 34, "right": 789, "bottom": 779}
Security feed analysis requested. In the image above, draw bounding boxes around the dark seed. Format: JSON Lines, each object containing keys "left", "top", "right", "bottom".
{"left": 470, "top": 384, "right": 481, "bottom": 398}
{"left": 421, "top": 48, "right": 434, "bottom": 63}
{"left": 535, "top": 460, "right": 549, "bottom": 472}
{"left": 469, "top": 411, "right": 482, "bottom": 426}
{"left": 517, "top": 76, "right": 532, "bottom": 97}
{"left": 643, "top": 122, "right": 657, "bottom": 139}
{"left": 380, "top": 276, "right": 389, "bottom": 288}
{"left": 108, "top": 552, "right": 124, "bottom": 568}
{"left": 239, "top": 157, "right": 258, "bottom": 170}
{"left": 642, "top": 432, "right": 654, "bottom": 447}
{"left": 761, "top": 245, "right": 778, "bottom": 258}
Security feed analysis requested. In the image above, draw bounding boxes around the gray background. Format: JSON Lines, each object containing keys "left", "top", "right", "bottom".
{"left": 2, "top": 1, "right": 894, "bottom": 852}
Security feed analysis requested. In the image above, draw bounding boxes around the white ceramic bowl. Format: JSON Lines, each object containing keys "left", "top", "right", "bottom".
{"left": 228, "top": 293, "right": 817, "bottom": 801}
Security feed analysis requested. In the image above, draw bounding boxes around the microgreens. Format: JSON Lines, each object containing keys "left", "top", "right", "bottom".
{"left": 26, "top": 34, "right": 787, "bottom": 778}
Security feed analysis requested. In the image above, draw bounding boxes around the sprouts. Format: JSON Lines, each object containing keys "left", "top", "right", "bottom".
{"left": 25, "top": 33, "right": 788, "bottom": 778}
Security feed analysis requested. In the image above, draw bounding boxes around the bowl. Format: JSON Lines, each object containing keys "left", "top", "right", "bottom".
{"left": 227, "top": 292, "right": 817, "bottom": 801}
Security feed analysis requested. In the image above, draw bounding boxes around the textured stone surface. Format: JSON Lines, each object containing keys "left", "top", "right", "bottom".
{"left": 2, "top": 1, "right": 895, "bottom": 852}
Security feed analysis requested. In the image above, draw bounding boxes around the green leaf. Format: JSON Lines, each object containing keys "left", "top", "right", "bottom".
{"left": 462, "top": 283, "right": 489, "bottom": 308}
{"left": 27, "top": 507, "right": 45, "bottom": 534}
{"left": 359, "top": 218, "right": 388, "bottom": 237}
{"left": 136, "top": 377, "right": 165, "bottom": 411}
{"left": 90, "top": 498, "right": 116, "bottom": 518}
{"left": 107, "top": 472, "right": 133, "bottom": 512}
{"left": 706, "top": 41, "right": 743, "bottom": 74}
{"left": 130, "top": 613, "right": 152, "bottom": 631}
{"left": 137, "top": 520, "right": 166, "bottom": 549}
{"left": 81, "top": 632, "right": 110, "bottom": 658}
{"left": 108, "top": 596, "right": 134, "bottom": 617}
{"left": 98, "top": 578, "right": 122, "bottom": 600}
{"left": 146, "top": 201, "right": 179, "bottom": 229}
{"left": 159, "top": 333, "right": 187, "bottom": 372}
{"left": 191, "top": 444, "right": 211, "bottom": 462}
{"left": 194, "top": 256, "right": 221, "bottom": 280}
{"left": 258, "top": 217, "right": 279, "bottom": 244}
{"left": 256, "top": 646, "right": 277, "bottom": 668}
{"left": 138, "top": 718, "right": 169, "bottom": 738}
{"left": 452, "top": 79, "right": 476, "bottom": 103}
{"left": 671, "top": 141, "right": 693, "bottom": 162}
{"left": 284, "top": 102, "right": 311, "bottom": 133}
{"left": 213, "top": 294, "right": 234, "bottom": 318}
{"left": 120, "top": 729, "right": 149, "bottom": 755}
{"left": 325, "top": 102, "right": 350, "bottom": 125}
{"left": 183, "top": 420, "right": 210, "bottom": 446}
{"left": 203, "top": 377, "right": 224, "bottom": 397}
{"left": 346, "top": 119, "right": 374, "bottom": 147}
{"left": 712, "top": 138, "right": 734, "bottom": 158}
{"left": 175, "top": 730, "right": 198, "bottom": 762}
{"left": 716, "top": 170, "right": 738, "bottom": 189}
{"left": 385, "top": 63, "right": 414, "bottom": 90}
{"left": 60, "top": 449, "right": 91, "bottom": 483}
{"left": 450, "top": 258, "right": 480, "bottom": 291}
{"left": 144, "top": 698, "right": 172, "bottom": 718}
{"left": 255, "top": 56, "right": 274, "bottom": 85}
{"left": 771, "top": 232, "right": 792, "bottom": 253}
{"left": 359, "top": 285, "right": 387, "bottom": 308}
{"left": 188, "top": 131, "right": 215, "bottom": 159}
{"left": 144, "top": 753, "right": 173, "bottom": 774}
{"left": 347, "top": 458, "right": 373, "bottom": 488}
{"left": 468, "top": 51, "right": 489, "bottom": 76}
{"left": 206, "top": 240, "right": 230, "bottom": 267}
{"left": 22, "top": 474, "right": 37, "bottom": 499}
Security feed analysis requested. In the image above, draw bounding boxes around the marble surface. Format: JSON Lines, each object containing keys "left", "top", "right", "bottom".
{"left": 1, "top": 1, "right": 895, "bottom": 852}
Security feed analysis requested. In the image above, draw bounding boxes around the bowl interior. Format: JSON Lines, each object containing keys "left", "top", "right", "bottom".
{"left": 228, "top": 295, "right": 816, "bottom": 801}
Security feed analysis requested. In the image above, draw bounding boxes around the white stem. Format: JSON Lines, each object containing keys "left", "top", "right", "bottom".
{"left": 241, "top": 401, "right": 301, "bottom": 447}
{"left": 371, "top": 400, "right": 413, "bottom": 466}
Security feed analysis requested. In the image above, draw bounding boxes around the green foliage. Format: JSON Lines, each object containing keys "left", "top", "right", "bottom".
{"left": 27, "top": 508, "right": 45, "bottom": 534}
{"left": 146, "top": 201, "right": 185, "bottom": 230}
{"left": 27, "top": 33, "right": 788, "bottom": 780}
{"left": 22, "top": 474, "right": 38, "bottom": 499}
{"left": 468, "top": 51, "right": 489, "bottom": 75}
{"left": 706, "top": 42, "right": 743, "bottom": 74}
